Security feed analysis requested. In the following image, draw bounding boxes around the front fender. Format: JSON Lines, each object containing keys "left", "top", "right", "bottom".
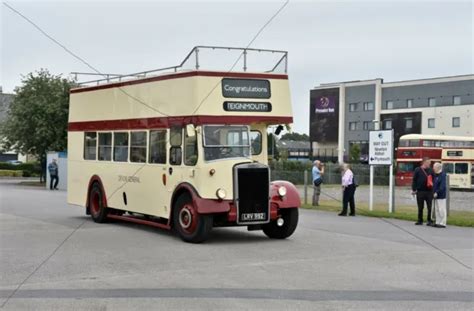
{"left": 270, "top": 180, "right": 301, "bottom": 208}
{"left": 171, "top": 183, "right": 232, "bottom": 214}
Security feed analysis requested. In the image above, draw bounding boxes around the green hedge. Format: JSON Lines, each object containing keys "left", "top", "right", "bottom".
{"left": 0, "top": 162, "right": 42, "bottom": 177}
{"left": 0, "top": 170, "right": 24, "bottom": 177}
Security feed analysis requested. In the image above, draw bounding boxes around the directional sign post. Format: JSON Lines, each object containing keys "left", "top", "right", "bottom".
{"left": 369, "top": 130, "right": 394, "bottom": 213}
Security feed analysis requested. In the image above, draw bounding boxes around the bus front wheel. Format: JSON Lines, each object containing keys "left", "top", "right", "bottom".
{"left": 262, "top": 208, "right": 298, "bottom": 239}
{"left": 89, "top": 183, "right": 108, "bottom": 223}
{"left": 173, "top": 194, "right": 213, "bottom": 243}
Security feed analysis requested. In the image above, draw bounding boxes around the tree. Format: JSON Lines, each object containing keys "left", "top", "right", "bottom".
{"left": 280, "top": 132, "right": 309, "bottom": 141}
{"left": 349, "top": 144, "right": 361, "bottom": 163}
{"left": 1, "top": 69, "right": 75, "bottom": 181}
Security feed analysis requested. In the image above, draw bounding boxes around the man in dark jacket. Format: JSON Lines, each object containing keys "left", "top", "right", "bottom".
{"left": 411, "top": 157, "right": 434, "bottom": 226}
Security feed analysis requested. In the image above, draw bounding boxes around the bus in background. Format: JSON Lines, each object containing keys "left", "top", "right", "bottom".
{"left": 68, "top": 46, "right": 300, "bottom": 243}
{"left": 442, "top": 148, "right": 474, "bottom": 189}
{"left": 396, "top": 134, "right": 474, "bottom": 189}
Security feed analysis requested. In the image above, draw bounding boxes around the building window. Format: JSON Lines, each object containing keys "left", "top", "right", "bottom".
{"left": 407, "top": 99, "right": 413, "bottom": 108}
{"left": 113, "top": 132, "right": 129, "bottom": 162}
{"left": 349, "top": 103, "right": 358, "bottom": 112}
{"left": 383, "top": 119, "right": 392, "bottom": 129}
{"left": 149, "top": 130, "right": 166, "bottom": 164}
{"left": 349, "top": 122, "right": 358, "bottom": 131}
{"left": 453, "top": 96, "right": 461, "bottom": 105}
{"left": 386, "top": 101, "right": 393, "bottom": 109}
{"left": 363, "top": 121, "right": 371, "bottom": 130}
{"left": 98, "top": 132, "right": 112, "bottom": 161}
{"left": 428, "top": 118, "right": 435, "bottom": 128}
{"left": 130, "top": 131, "right": 147, "bottom": 163}
{"left": 452, "top": 117, "right": 460, "bottom": 128}
{"left": 405, "top": 118, "right": 413, "bottom": 129}
{"left": 428, "top": 97, "right": 436, "bottom": 107}
{"left": 83, "top": 132, "right": 97, "bottom": 160}
{"left": 363, "top": 102, "right": 374, "bottom": 111}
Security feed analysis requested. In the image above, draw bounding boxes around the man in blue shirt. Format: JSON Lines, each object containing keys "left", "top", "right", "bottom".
{"left": 48, "top": 159, "right": 59, "bottom": 190}
{"left": 312, "top": 160, "right": 324, "bottom": 206}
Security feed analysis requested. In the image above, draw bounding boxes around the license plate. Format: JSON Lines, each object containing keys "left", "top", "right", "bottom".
{"left": 241, "top": 213, "right": 266, "bottom": 221}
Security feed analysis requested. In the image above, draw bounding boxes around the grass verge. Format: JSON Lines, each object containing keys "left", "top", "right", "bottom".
{"left": 302, "top": 200, "right": 474, "bottom": 227}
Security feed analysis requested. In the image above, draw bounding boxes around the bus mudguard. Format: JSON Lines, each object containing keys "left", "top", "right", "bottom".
{"left": 270, "top": 181, "right": 301, "bottom": 209}
{"left": 171, "top": 183, "right": 232, "bottom": 215}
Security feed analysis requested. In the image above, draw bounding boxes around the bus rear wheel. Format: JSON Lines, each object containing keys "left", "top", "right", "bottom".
{"left": 173, "top": 194, "right": 212, "bottom": 243}
{"left": 262, "top": 208, "right": 298, "bottom": 239}
{"left": 89, "top": 183, "right": 108, "bottom": 223}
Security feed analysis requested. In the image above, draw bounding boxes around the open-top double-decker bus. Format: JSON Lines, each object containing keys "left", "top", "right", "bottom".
{"left": 68, "top": 46, "right": 300, "bottom": 243}
{"left": 396, "top": 134, "right": 474, "bottom": 189}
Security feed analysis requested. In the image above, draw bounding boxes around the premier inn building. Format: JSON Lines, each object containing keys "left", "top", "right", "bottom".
{"left": 309, "top": 74, "right": 474, "bottom": 163}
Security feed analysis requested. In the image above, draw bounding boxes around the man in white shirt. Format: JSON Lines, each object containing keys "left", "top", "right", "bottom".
{"left": 339, "top": 163, "right": 356, "bottom": 216}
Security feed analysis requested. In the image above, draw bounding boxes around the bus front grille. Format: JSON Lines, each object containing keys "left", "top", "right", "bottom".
{"left": 234, "top": 163, "right": 270, "bottom": 225}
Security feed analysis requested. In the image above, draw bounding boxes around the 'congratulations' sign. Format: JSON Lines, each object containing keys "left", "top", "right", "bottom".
{"left": 222, "top": 78, "right": 271, "bottom": 99}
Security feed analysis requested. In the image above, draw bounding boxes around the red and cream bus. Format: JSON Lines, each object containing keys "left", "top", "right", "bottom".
{"left": 396, "top": 134, "right": 474, "bottom": 189}
{"left": 67, "top": 46, "right": 300, "bottom": 243}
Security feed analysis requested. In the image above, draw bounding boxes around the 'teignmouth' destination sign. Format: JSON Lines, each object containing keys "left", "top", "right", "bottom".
{"left": 223, "top": 101, "right": 272, "bottom": 112}
{"left": 222, "top": 78, "right": 271, "bottom": 99}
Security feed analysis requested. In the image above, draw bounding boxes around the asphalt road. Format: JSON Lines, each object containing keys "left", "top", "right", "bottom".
{"left": 1, "top": 182, "right": 473, "bottom": 310}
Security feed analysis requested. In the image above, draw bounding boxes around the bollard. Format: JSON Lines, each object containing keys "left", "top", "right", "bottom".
{"left": 304, "top": 170, "right": 308, "bottom": 205}
{"left": 446, "top": 174, "right": 450, "bottom": 216}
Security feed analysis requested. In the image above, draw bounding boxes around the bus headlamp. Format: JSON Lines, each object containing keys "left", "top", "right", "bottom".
{"left": 216, "top": 188, "right": 227, "bottom": 200}
{"left": 278, "top": 186, "right": 287, "bottom": 197}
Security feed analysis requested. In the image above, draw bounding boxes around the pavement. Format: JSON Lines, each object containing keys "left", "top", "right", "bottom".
{"left": 0, "top": 181, "right": 473, "bottom": 310}
{"left": 297, "top": 184, "right": 474, "bottom": 211}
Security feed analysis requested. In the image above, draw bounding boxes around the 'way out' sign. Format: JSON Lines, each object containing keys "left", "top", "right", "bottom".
{"left": 369, "top": 130, "right": 393, "bottom": 165}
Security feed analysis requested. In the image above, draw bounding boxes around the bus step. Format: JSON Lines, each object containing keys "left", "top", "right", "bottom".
{"left": 108, "top": 214, "right": 171, "bottom": 230}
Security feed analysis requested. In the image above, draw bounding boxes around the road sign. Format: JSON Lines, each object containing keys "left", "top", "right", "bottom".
{"left": 369, "top": 130, "right": 393, "bottom": 165}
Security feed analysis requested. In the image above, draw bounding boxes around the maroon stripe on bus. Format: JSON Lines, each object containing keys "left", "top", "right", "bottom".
{"left": 70, "top": 71, "right": 288, "bottom": 94}
{"left": 68, "top": 115, "right": 293, "bottom": 131}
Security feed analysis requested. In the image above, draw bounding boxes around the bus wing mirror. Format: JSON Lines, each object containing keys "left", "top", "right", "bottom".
{"left": 186, "top": 124, "right": 196, "bottom": 137}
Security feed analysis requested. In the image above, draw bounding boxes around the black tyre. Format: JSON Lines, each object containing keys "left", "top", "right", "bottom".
{"left": 173, "top": 194, "right": 213, "bottom": 243}
{"left": 263, "top": 208, "right": 298, "bottom": 239}
{"left": 89, "top": 183, "right": 108, "bottom": 223}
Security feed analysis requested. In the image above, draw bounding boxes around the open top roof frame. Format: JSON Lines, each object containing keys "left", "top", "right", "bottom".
{"left": 75, "top": 46, "right": 288, "bottom": 86}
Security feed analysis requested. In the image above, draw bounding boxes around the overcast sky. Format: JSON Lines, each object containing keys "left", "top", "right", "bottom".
{"left": 1, "top": 0, "right": 473, "bottom": 134}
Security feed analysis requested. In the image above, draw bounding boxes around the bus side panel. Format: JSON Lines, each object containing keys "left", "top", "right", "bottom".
{"left": 67, "top": 132, "right": 89, "bottom": 207}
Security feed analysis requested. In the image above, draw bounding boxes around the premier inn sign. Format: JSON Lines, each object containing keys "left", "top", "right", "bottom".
{"left": 221, "top": 78, "right": 271, "bottom": 99}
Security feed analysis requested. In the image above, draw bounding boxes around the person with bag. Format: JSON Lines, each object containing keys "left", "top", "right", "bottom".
{"left": 411, "top": 157, "right": 435, "bottom": 226}
{"left": 432, "top": 162, "right": 447, "bottom": 228}
{"left": 312, "top": 160, "right": 325, "bottom": 206}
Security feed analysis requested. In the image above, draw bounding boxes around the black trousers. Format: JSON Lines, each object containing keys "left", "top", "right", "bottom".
{"left": 342, "top": 185, "right": 356, "bottom": 215}
{"left": 416, "top": 191, "right": 433, "bottom": 223}
{"left": 50, "top": 175, "right": 59, "bottom": 190}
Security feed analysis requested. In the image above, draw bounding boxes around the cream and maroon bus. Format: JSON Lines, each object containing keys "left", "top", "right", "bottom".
{"left": 68, "top": 46, "right": 300, "bottom": 243}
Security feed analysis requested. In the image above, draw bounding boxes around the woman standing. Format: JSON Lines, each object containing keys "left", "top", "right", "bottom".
{"left": 339, "top": 163, "right": 356, "bottom": 216}
{"left": 433, "top": 162, "right": 447, "bottom": 228}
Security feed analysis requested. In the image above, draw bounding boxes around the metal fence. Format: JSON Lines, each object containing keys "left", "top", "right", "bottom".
{"left": 271, "top": 163, "right": 391, "bottom": 185}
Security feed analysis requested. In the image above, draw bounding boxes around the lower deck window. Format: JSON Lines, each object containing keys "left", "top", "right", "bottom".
{"left": 149, "top": 130, "right": 166, "bottom": 164}
{"left": 114, "top": 132, "right": 129, "bottom": 162}
{"left": 98, "top": 132, "right": 112, "bottom": 161}
{"left": 84, "top": 132, "right": 97, "bottom": 160}
{"left": 130, "top": 131, "right": 147, "bottom": 163}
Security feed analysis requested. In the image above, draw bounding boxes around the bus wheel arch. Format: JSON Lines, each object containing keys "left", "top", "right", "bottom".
{"left": 86, "top": 176, "right": 108, "bottom": 222}
{"left": 171, "top": 185, "right": 213, "bottom": 243}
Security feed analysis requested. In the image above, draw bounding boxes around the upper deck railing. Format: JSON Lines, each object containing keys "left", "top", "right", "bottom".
{"left": 72, "top": 46, "right": 288, "bottom": 87}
